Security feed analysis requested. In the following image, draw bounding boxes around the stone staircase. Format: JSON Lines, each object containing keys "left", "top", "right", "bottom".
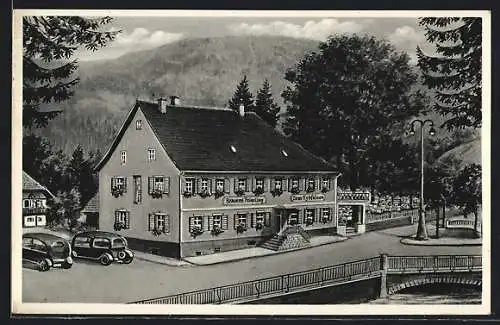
{"left": 259, "top": 226, "right": 311, "bottom": 251}
{"left": 346, "top": 227, "right": 359, "bottom": 237}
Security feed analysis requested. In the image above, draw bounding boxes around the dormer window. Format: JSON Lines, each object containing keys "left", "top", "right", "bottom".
{"left": 230, "top": 145, "right": 237, "bottom": 153}
{"left": 136, "top": 120, "right": 142, "bottom": 130}
{"left": 281, "top": 149, "right": 288, "bottom": 157}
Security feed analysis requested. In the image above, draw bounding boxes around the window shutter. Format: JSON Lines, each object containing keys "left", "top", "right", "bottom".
{"left": 233, "top": 214, "right": 238, "bottom": 229}
{"left": 246, "top": 214, "right": 251, "bottom": 227}
{"left": 299, "top": 178, "right": 306, "bottom": 191}
{"left": 114, "top": 210, "right": 119, "bottom": 224}
{"left": 264, "top": 212, "right": 271, "bottom": 227}
{"left": 208, "top": 215, "right": 213, "bottom": 231}
{"left": 298, "top": 210, "right": 303, "bottom": 224}
{"left": 111, "top": 178, "right": 115, "bottom": 192}
{"left": 314, "top": 209, "right": 319, "bottom": 223}
{"left": 264, "top": 178, "right": 270, "bottom": 192}
{"left": 315, "top": 178, "right": 320, "bottom": 191}
{"left": 251, "top": 177, "right": 256, "bottom": 191}
{"left": 148, "top": 177, "right": 154, "bottom": 194}
{"left": 196, "top": 178, "right": 202, "bottom": 194}
{"left": 209, "top": 179, "right": 215, "bottom": 193}
{"left": 123, "top": 177, "right": 127, "bottom": 193}
{"left": 189, "top": 217, "right": 194, "bottom": 232}
{"left": 164, "top": 215, "right": 170, "bottom": 233}
{"left": 125, "top": 212, "right": 130, "bottom": 229}
{"left": 203, "top": 216, "right": 209, "bottom": 232}
{"left": 224, "top": 178, "right": 230, "bottom": 193}
{"left": 148, "top": 214, "right": 155, "bottom": 231}
{"left": 182, "top": 178, "right": 187, "bottom": 193}
{"left": 222, "top": 215, "right": 228, "bottom": 230}
{"left": 251, "top": 213, "right": 256, "bottom": 228}
{"left": 288, "top": 178, "right": 293, "bottom": 191}
{"left": 245, "top": 178, "right": 250, "bottom": 192}
{"left": 282, "top": 179, "right": 287, "bottom": 191}
{"left": 163, "top": 176, "right": 170, "bottom": 194}
{"left": 234, "top": 178, "right": 238, "bottom": 192}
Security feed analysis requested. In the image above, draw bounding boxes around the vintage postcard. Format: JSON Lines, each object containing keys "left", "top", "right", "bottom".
{"left": 12, "top": 9, "right": 491, "bottom": 316}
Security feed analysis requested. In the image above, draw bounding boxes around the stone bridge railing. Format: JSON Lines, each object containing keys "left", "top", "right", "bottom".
{"left": 130, "top": 254, "right": 482, "bottom": 304}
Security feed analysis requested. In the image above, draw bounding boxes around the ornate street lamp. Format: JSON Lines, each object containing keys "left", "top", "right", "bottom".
{"left": 409, "top": 119, "right": 436, "bottom": 241}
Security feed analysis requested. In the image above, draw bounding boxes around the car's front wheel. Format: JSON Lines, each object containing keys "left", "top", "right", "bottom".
{"left": 62, "top": 262, "right": 72, "bottom": 269}
{"left": 99, "top": 254, "right": 112, "bottom": 266}
{"left": 123, "top": 256, "right": 133, "bottom": 264}
{"left": 38, "top": 258, "right": 50, "bottom": 272}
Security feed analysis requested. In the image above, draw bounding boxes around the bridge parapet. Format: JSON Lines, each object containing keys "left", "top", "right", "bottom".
{"left": 130, "top": 254, "right": 482, "bottom": 304}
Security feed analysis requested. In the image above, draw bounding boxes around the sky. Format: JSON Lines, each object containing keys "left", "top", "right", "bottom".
{"left": 76, "top": 15, "right": 432, "bottom": 63}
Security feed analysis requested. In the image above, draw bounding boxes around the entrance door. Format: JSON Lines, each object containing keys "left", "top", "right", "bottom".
{"left": 345, "top": 205, "right": 359, "bottom": 228}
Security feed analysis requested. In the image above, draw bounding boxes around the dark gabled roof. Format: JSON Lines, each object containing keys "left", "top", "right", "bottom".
{"left": 81, "top": 193, "right": 99, "bottom": 213}
{"left": 22, "top": 171, "right": 55, "bottom": 198}
{"left": 96, "top": 100, "right": 336, "bottom": 173}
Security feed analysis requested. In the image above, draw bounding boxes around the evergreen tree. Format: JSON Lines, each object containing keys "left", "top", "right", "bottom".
{"left": 66, "top": 145, "right": 98, "bottom": 207}
{"left": 282, "top": 35, "right": 427, "bottom": 190}
{"left": 417, "top": 17, "right": 482, "bottom": 130}
{"left": 254, "top": 79, "right": 280, "bottom": 128}
{"left": 228, "top": 75, "right": 254, "bottom": 111}
{"left": 23, "top": 16, "right": 119, "bottom": 128}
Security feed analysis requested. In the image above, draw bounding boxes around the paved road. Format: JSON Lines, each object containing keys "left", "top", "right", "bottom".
{"left": 21, "top": 225, "right": 481, "bottom": 303}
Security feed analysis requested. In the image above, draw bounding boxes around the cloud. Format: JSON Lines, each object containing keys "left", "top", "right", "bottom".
{"left": 229, "top": 19, "right": 366, "bottom": 40}
{"left": 78, "top": 27, "right": 184, "bottom": 61}
{"left": 387, "top": 26, "right": 426, "bottom": 63}
{"left": 113, "top": 27, "right": 184, "bottom": 49}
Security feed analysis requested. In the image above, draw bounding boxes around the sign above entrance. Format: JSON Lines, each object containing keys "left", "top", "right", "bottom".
{"left": 223, "top": 196, "right": 266, "bottom": 205}
{"left": 337, "top": 191, "right": 370, "bottom": 202}
{"left": 290, "top": 194, "right": 326, "bottom": 202}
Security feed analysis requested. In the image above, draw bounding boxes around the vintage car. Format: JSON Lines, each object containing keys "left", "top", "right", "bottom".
{"left": 22, "top": 233, "right": 73, "bottom": 271}
{"left": 70, "top": 231, "right": 134, "bottom": 265}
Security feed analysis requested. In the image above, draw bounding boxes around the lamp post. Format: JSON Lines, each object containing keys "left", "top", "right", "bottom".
{"left": 409, "top": 119, "right": 436, "bottom": 241}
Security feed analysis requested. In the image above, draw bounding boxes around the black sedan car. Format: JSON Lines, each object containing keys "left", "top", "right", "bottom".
{"left": 70, "top": 231, "right": 134, "bottom": 265}
{"left": 22, "top": 233, "right": 73, "bottom": 271}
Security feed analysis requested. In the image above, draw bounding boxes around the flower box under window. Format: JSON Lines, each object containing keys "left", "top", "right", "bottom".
{"left": 290, "top": 187, "right": 301, "bottom": 194}
{"left": 253, "top": 186, "right": 264, "bottom": 196}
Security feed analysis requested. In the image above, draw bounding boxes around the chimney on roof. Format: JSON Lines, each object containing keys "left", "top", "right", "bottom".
{"left": 170, "top": 95, "right": 180, "bottom": 106}
{"left": 238, "top": 102, "right": 245, "bottom": 118}
{"left": 157, "top": 97, "right": 167, "bottom": 113}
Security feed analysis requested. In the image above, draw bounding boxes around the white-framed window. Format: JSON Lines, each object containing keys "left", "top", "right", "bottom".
{"left": 274, "top": 179, "right": 282, "bottom": 190}
{"left": 305, "top": 209, "right": 315, "bottom": 222}
{"left": 201, "top": 179, "right": 209, "bottom": 192}
{"left": 148, "top": 148, "right": 156, "bottom": 161}
{"left": 288, "top": 212, "right": 298, "bottom": 225}
{"left": 238, "top": 179, "right": 246, "bottom": 191}
{"left": 23, "top": 199, "right": 30, "bottom": 208}
{"left": 237, "top": 213, "right": 247, "bottom": 226}
{"left": 185, "top": 178, "right": 194, "bottom": 193}
{"left": 26, "top": 216, "right": 35, "bottom": 223}
{"left": 216, "top": 179, "right": 224, "bottom": 192}
{"left": 322, "top": 178, "right": 330, "bottom": 190}
{"left": 120, "top": 150, "right": 127, "bottom": 165}
{"left": 322, "top": 208, "right": 331, "bottom": 220}
{"left": 149, "top": 213, "right": 170, "bottom": 233}
{"left": 156, "top": 214, "right": 166, "bottom": 232}
{"left": 193, "top": 215, "right": 203, "bottom": 229}
{"left": 153, "top": 176, "right": 164, "bottom": 191}
{"left": 114, "top": 210, "right": 130, "bottom": 229}
{"left": 256, "top": 212, "right": 265, "bottom": 225}
{"left": 291, "top": 178, "right": 299, "bottom": 189}
{"left": 136, "top": 119, "right": 143, "bottom": 130}
{"left": 256, "top": 178, "right": 264, "bottom": 189}
{"left": 111, "top": 176, "right": 126, "bottom": 191}
{"left": 212, "top": 214, "right": 222, "bottom": 228}
{"left": 307, "top": 179, "right": 315, "bottom": 190}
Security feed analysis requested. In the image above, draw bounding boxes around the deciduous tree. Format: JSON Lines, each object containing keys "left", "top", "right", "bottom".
{"left": 282, "top": 34, "right": 426, "bottom": 190}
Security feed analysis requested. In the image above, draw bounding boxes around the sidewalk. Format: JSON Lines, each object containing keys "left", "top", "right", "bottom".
{"left": 183, "top": 235, "right": 347, "bottom": 266}
{"left": 400, "top": 236, "right": 482, "bottom": 246}
{"left": 132, "top": 250, "right": 192, "bottom": 266}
